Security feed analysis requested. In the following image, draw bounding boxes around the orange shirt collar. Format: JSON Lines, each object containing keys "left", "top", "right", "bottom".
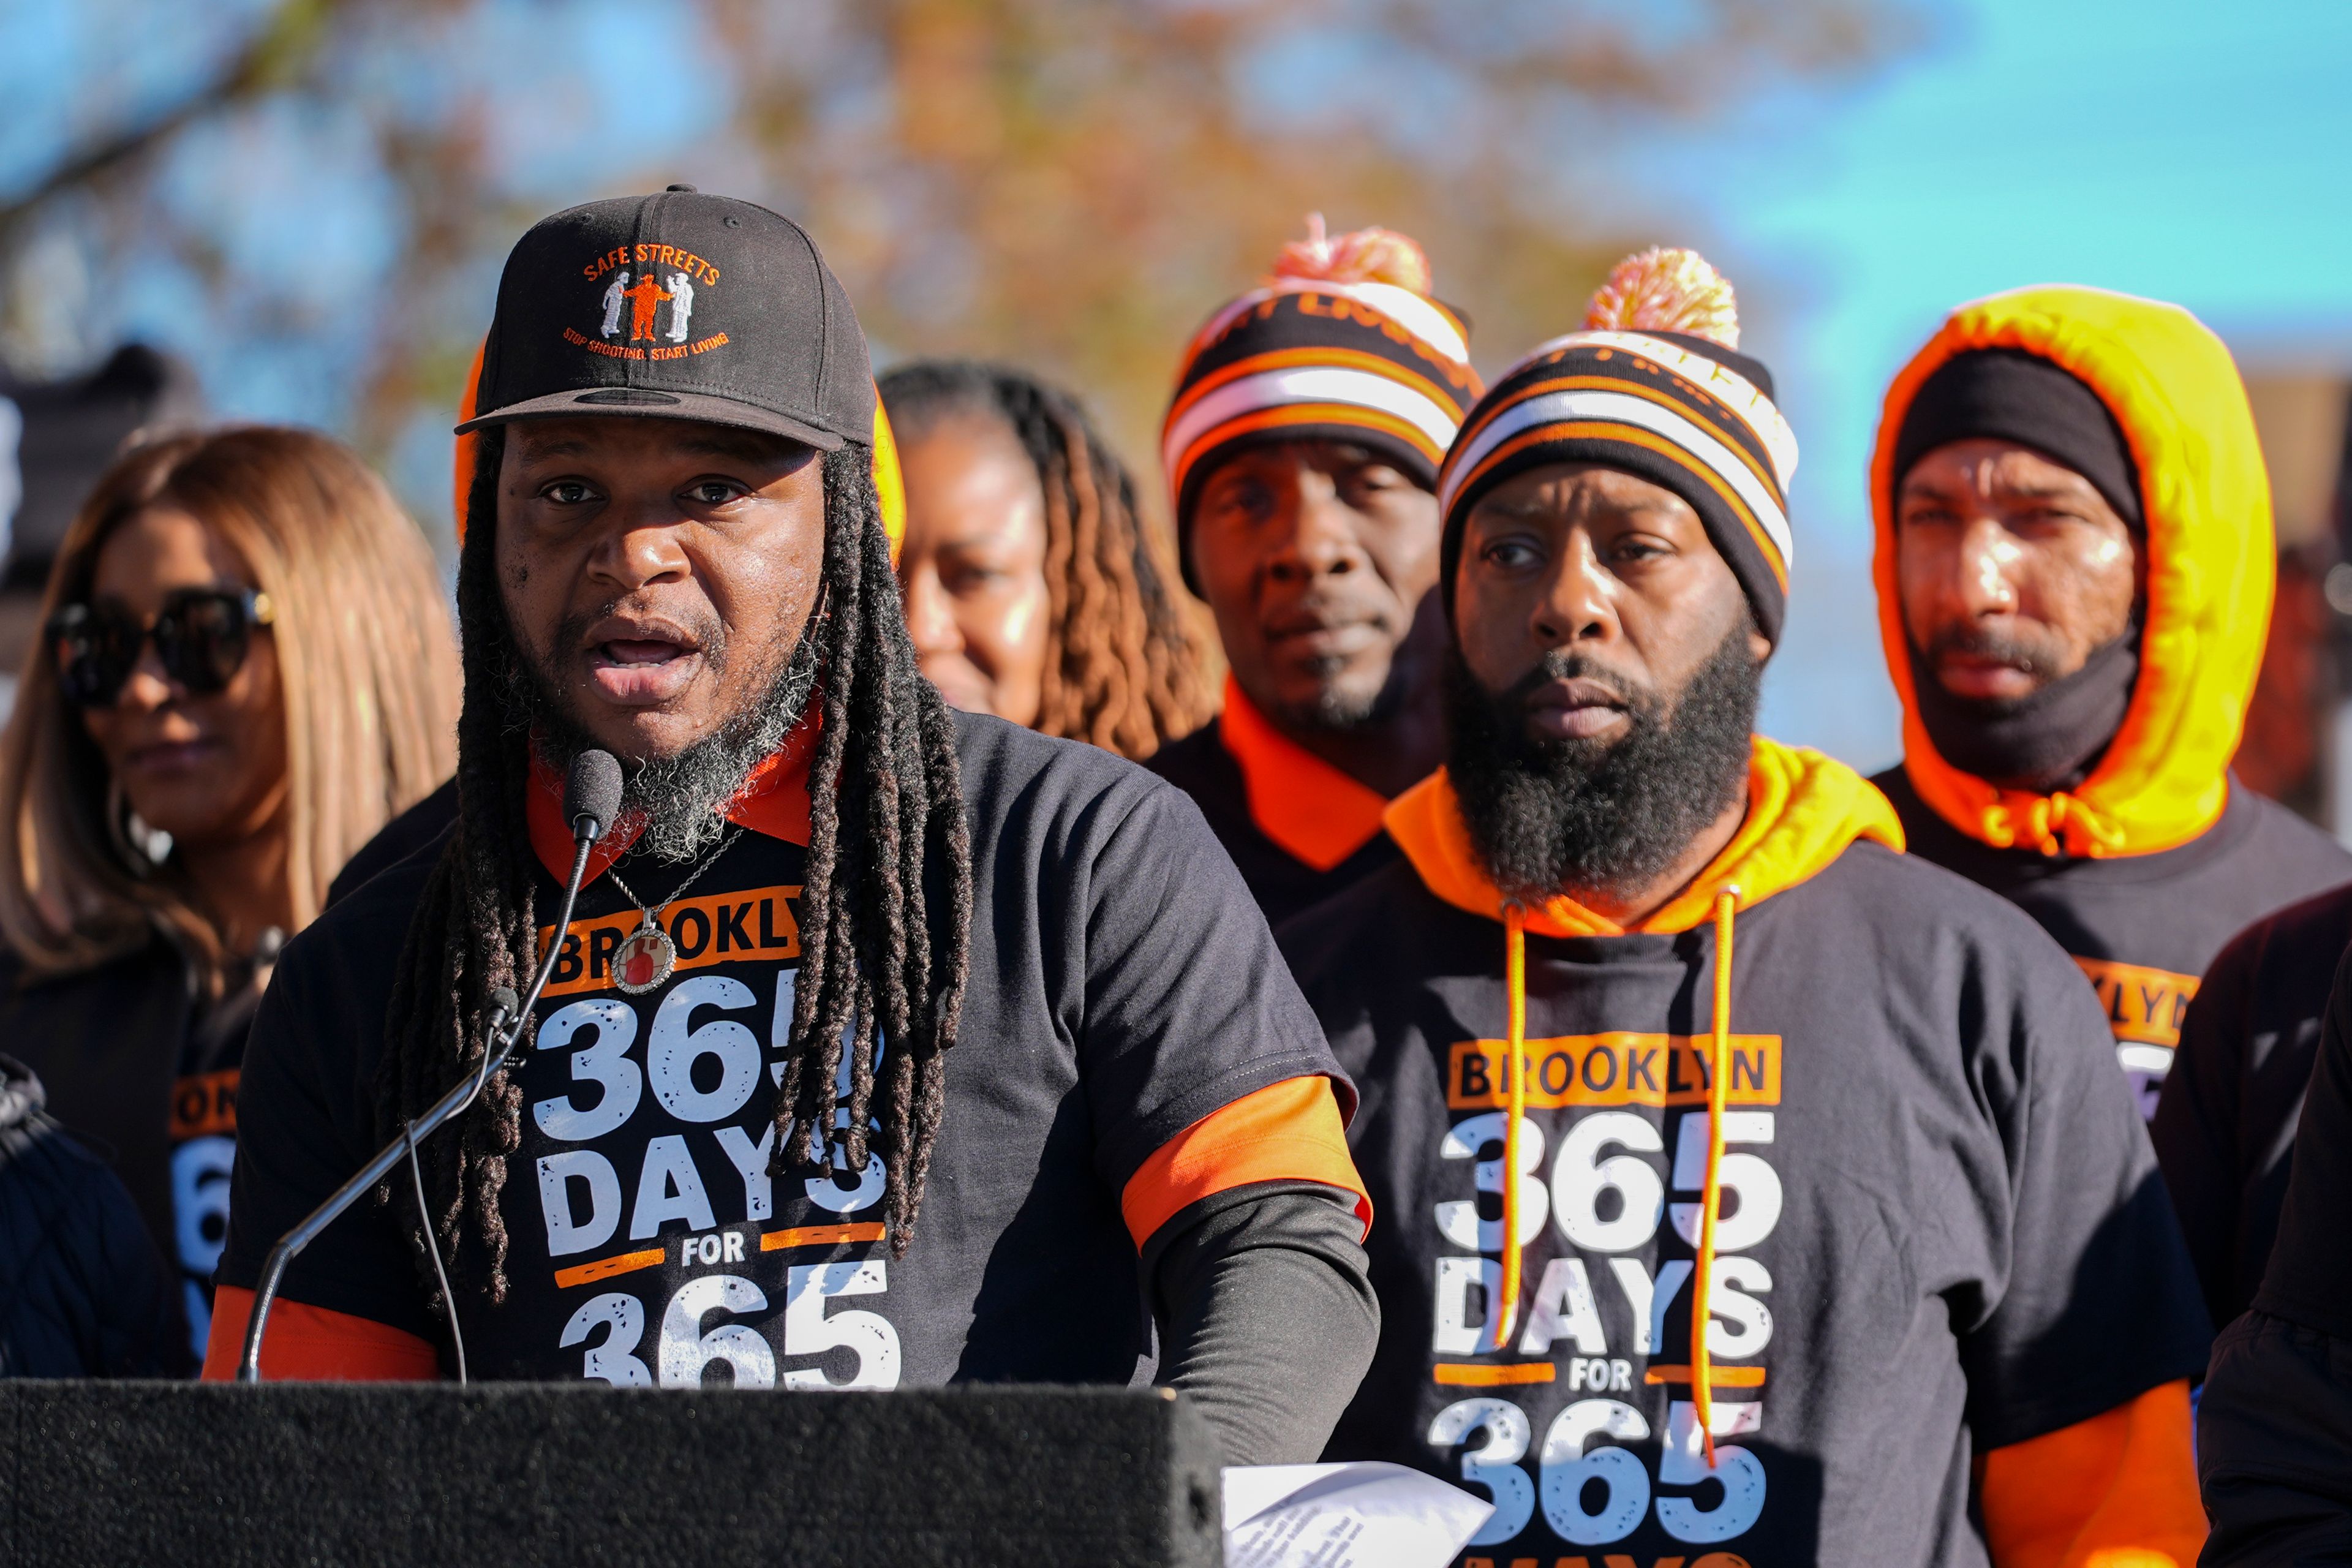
{"left": 526, "top": 710, "right": 820, "bottom": 886}
{"left": 1218, "top": 673, "right": 1392, "bottom": 872}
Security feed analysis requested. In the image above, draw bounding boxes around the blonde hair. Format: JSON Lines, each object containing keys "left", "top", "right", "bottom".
{"left": 0, "top": 426, "right": 459, "bottom": 986}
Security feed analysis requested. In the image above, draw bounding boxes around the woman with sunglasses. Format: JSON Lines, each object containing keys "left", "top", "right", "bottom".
{"left": 0, "top": 426, "right": 458, "bottom": 1371}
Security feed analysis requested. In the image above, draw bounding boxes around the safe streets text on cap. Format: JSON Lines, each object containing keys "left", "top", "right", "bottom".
{"left": 456, "top": 186, "right": 875, "bottom": 451}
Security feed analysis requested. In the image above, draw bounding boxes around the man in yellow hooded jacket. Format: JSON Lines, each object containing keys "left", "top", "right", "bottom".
{"left": 1283, "top": 251, "right": 2212, "bottom": 1567}
{"left": 1868, "top": 286, "right": 2352, "bottom": 1121}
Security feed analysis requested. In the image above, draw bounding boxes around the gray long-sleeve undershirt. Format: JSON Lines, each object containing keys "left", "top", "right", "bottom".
{"left": 1143, "top": 1180, "right": 1380, "bottom": 1468}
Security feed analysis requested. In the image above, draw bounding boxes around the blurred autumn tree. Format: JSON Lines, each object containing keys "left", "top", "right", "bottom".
{"left": 0, "top": 0, "right": 1915, "bottom": 548}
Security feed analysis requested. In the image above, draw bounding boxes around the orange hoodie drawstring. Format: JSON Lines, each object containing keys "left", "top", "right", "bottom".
{"left": 1691, "top": 886, "right": 1740, "bottom": 1469}
{"left": 1498, "top": 903, "right": 1528, "bottom": 1346}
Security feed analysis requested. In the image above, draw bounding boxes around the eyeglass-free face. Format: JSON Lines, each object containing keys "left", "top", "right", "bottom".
{"left": 893, "top": 415, "right": 1052, "bottom": 728}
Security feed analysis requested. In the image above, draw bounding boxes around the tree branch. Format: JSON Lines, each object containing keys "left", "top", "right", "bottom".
{"left": 0, "top": 0, "right": 342, "bottom": 235}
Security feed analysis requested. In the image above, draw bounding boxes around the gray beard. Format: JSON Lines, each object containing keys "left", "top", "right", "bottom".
{"left": 1272, "top": 677, "right": 1387, "bottom": 733}
{"left": 502, "top": 622, "right": 821, "bottom": 864}
{"left": 1264, "top": 651, "right": 1411, "bottom": 734}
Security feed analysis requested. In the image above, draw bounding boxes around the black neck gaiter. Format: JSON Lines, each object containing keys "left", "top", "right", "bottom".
{"left": 1910, "top": 629, "right": 2140, "bottom": 794}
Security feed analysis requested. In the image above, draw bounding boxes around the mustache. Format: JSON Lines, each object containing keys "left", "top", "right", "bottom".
{"left": 1918, "top": 623, "right": 2065, "bottom": 682}
{"left": 1268, "top": 589, "right": 1395, "bottom": 631}
{"left": 552, "top": 594, "right": 729, "bottom": 668}
{"left": 1492, "top": 649, "right": 1648, "bottom": 718}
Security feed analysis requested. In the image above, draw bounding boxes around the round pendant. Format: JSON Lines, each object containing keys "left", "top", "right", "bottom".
{"left": 613, "top": 922, "right": 677, "bottom": 995}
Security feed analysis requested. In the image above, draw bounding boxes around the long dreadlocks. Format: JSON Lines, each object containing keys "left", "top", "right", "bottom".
{"left": 879, "top": 361, "right": 1216, "bottom": 761}
{"left": 374, "top": 424, "right": 971, "bottom": 1305}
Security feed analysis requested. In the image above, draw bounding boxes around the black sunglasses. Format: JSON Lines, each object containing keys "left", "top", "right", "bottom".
{"left": 48, "top": 588, "right": 276, "bottom": 710}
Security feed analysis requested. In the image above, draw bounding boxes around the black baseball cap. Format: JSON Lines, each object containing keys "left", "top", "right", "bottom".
{"left": 455, "top": 186, "right": 873, "bottom": 451}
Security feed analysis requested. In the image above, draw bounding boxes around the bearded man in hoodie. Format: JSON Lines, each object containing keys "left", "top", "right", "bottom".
{"left": 1869, "top": 288, "right": 2352, "bottom": 1128}
{"left": 1281, "top": 251, "right": 2212, "bottom": 1568}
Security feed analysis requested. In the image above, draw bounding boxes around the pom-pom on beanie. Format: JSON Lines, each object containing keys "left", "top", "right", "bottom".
{"left": 1162, "top": 214, "right": 1482, "bottom": 589}
{"left": 1438, "top": 247, "right": 1799, "bottom": 645}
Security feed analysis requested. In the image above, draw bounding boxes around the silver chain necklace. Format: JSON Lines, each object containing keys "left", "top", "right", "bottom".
{"left": 603, "top": 823, "right": 741, "bottom": 995}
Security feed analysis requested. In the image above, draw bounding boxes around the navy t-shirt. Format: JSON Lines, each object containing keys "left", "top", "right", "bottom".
{"left": 1280, "top": 840, "right": 2209, "bottom": 1568}
{"left": 1147, "top": 717, "right": 1403, "bottom": 930}
{"left": 219, "top": 713, "right": 1351, "bottom": 1386}
{"left": 1879, "top": 769, "right": 2352, "bottom": 1117}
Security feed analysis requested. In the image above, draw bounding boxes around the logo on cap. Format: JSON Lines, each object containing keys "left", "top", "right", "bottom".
{"left": 564, "top": 245, "right": 730, "bottom": 364}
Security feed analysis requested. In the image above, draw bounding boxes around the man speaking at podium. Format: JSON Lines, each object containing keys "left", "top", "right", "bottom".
{"left": 203, "top": 190, "right": 1378, "bottom": 1466}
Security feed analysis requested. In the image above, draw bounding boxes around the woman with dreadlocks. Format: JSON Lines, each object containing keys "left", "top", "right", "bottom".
{"left": 880, "top": 361, "right": 1215, "bottom": 760}
{"left": 201, "top": 192, "right": 1376, "bottom": 1467}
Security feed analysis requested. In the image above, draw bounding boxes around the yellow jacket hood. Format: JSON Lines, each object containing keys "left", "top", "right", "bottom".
{"left": 1384, "top": 734, "right": 1904, "bottom": 936}
{"left": 1872, "top": 284, "right": 2273, "bottom": 858}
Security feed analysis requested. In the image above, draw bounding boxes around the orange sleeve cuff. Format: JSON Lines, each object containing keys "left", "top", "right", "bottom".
{"left": 1119, "top": 1074, "right": 1371, "bottom": 1251}
{"left": 1978, "top": 1379, "right": 2204, "bottom": 1568}
{"left": 201, "top": 1284, "right": 444, "bottom": 1382}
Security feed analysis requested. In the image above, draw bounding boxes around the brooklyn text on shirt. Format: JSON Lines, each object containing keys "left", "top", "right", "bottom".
{"left": 1447, "top": 1032, "right": 1782, "bottom": 1110}
{"left": 2073, "top": 956, "right": 2198, "bottom": 1050}
{"left": 536, "top": 883, "right": 803, "bottom": 999}
{"left": 526, "top": 941, "right": 903, "bottom": 1392}
{"left": 2076, "top": 956, "right": 2198, "bottom": 1117}
{"left": 1428, "top": 1033, "right": 1783, "bottom": 1553}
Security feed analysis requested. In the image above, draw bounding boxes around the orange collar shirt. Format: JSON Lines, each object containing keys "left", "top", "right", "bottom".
{"left": 1147, "top": 676, "right": 1404, "bottom": 930}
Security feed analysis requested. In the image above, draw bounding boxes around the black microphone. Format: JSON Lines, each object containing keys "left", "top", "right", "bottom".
{"left": 567, "top": 748, "right": 622, "bottom": 845}
{"left": 237, "top": 751, "right": 622, "bottom": 1381}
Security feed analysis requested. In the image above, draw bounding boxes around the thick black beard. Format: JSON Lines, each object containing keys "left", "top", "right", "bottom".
{"left": 1444, "top": 617, "right": 1762, "bottom": 907}
{"left": 501, "top": 609, "right": 823, "bottom": 863}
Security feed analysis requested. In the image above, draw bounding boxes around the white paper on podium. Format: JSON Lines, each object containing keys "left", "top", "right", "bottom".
{"left": 1221, "top": 1461, "right": 1493, "bottom": 1568}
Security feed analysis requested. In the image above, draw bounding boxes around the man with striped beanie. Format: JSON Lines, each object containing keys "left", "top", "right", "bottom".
{"left": 1281, "top": 250, "right": 2209, "bottom": 1566}
{"left": 1148, "top": 217, "right": 1482, "bottom": 926}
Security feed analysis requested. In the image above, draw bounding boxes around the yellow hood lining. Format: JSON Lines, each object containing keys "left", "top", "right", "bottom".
{"left": 1870, "top": 285, "right": 2273, "bottom": 859}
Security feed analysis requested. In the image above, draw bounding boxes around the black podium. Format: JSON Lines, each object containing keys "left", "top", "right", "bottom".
{"left": 0, "top": 1382, "right": 1224, "bottom": 1567}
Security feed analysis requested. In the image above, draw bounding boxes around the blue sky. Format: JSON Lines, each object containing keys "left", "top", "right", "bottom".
{"left": 6, "top": 0, "right": 2346, "bottom": 774}
{"left": 1649, "top": 0, "right": 2352, "bottom": 767}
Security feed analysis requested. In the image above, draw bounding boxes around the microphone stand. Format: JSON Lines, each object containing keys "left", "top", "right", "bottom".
{"left": 235, "top": 828, "right": 600, "bottom": 1382}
